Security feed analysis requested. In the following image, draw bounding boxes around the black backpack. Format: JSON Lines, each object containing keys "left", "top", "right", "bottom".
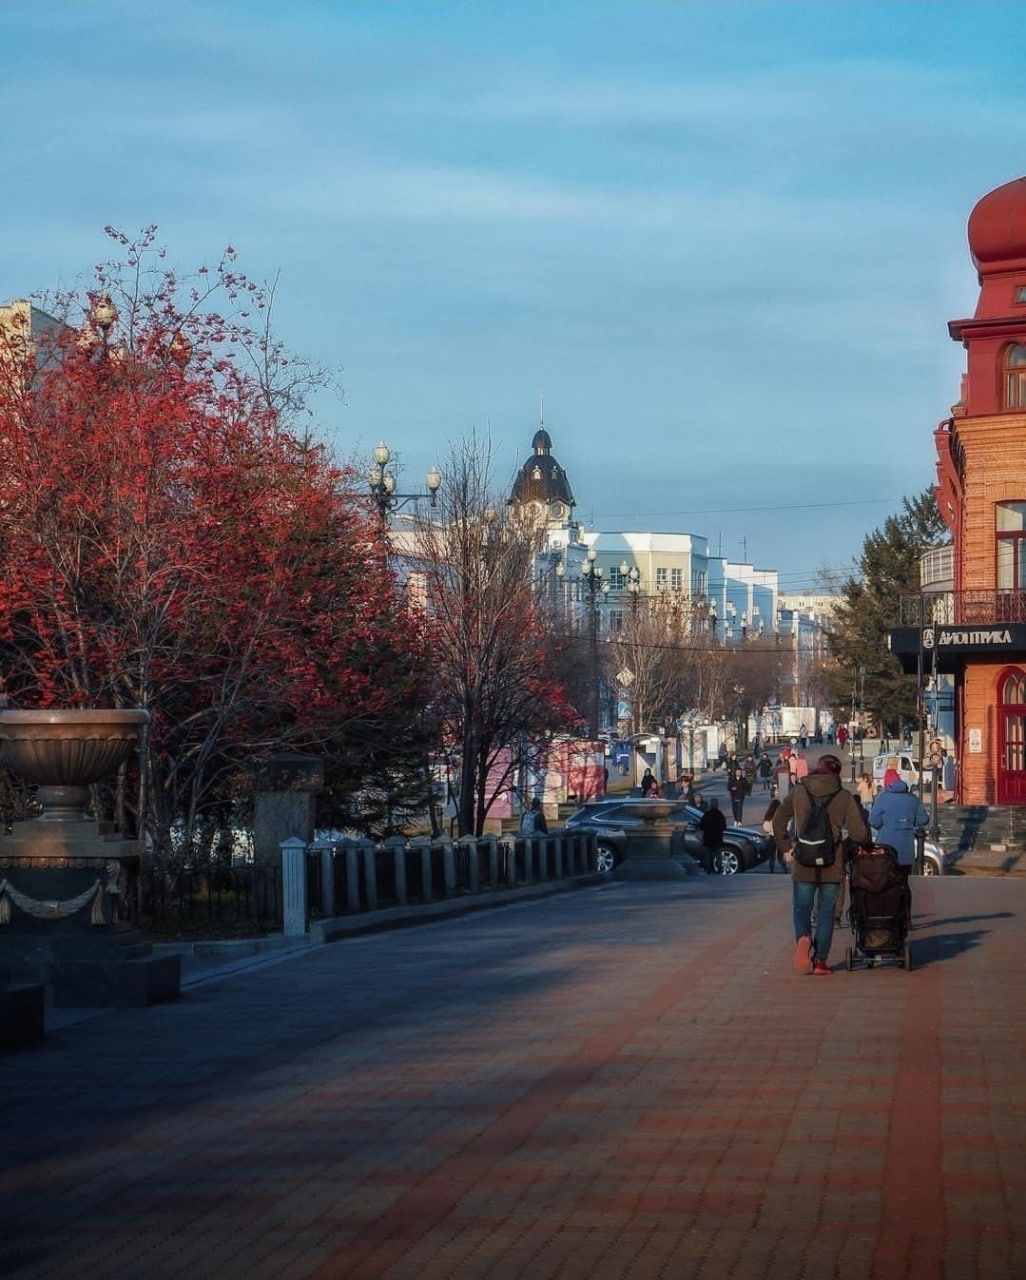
{"left": 794, "top": 788, "right": 838, "bottom": 868}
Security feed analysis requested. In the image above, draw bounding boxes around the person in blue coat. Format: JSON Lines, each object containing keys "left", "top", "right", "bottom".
{"left": 869, "top": 769, "right": 930, "bottom": 864}
{"left": 868, "top": 768, "right": 929, "bottom": 924}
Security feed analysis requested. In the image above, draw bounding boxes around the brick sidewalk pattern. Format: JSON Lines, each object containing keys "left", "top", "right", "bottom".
{"left": 2, "top": 873, "right": 1025, "bottom": 1279}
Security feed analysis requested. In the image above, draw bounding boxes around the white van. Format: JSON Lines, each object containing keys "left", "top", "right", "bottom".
{"left": 871, "top": 753, "right": 922, "bottom": 791}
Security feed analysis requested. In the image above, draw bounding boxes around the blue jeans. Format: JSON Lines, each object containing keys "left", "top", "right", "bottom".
{"left": 793, "top": 878, "right": 840, "bottom": 963}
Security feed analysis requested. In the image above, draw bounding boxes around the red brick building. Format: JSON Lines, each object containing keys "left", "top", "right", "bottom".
{"left": 930, "top": 176, "right": 1026, "bottom": 805}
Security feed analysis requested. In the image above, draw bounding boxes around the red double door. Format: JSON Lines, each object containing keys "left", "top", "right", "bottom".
{"left": 998, "top": 668, "right": 1026, "bottom": 804}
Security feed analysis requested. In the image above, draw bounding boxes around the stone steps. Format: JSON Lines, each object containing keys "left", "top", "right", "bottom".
{"left": 934, "top": 805, "right": 1026, "bottom": 871}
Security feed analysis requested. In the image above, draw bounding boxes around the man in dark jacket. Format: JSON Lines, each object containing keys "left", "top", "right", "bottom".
{"left": 772, "top": 754, "right": 871, "bottom": 975}
{"left": 697, "top": 797, "right": 727, "bottom": 875}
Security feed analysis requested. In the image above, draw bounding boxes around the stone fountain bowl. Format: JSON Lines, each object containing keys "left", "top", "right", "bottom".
{"left": 0, "top": 709, "right": 149, "bottom": 821}
{"left": 617, "top": 799, "right": 681, "bottom": 824}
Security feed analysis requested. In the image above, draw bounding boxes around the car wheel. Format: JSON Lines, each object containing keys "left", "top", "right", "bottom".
{"left": 715, "top": 845, "right": 744, "bottom": 875}
{"left": 596, "top": 843, "right": 616, "bottom": 874}
{"left": 921, "top": 857, "right": 938, "bottom": 876}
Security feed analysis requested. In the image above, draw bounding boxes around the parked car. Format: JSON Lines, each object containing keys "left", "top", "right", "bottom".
{"left": 919, "top": 837, "right": 947, "bottom": 876}
{"left": 564, "top": 798, "right": 770, "bottom": 875}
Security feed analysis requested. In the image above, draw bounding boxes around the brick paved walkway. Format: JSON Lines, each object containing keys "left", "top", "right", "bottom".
{"left": 2, "top": 873, "right": 1025, "bottom": 1279}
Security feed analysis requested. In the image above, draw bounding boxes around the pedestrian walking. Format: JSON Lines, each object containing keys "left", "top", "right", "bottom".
{"left": 837, "top": 724, "right": 849, "bottom": 750}
{"left": 774, "top": 749, "right": 792, "bottom": 799}
{"left": 772, "top": 754, "right": 871, "bottom": 975}
{"left": 698, "top": 797, "right": 727, "bottom": 875}
{"left": 868, "top": 768, "right": 929, "bottom": 926}
{"left": 727, "top": 766, "right": 748, "bottom": 823}
{"left": 519, "top": 796, "right": 548, "bottom": 835}
{"left": 641, "top": 767, "right": 656, "bottom": 797}
{"left": 758, "top": 752, "right": 773, "bottom": 792}
{"left": 856, "top": 772, "right": 876, "bottom": 810}
{"left": 798, "top": 722, "right": 808, "bottom": 749}
{"left": 791, "top": 750, "right": 809, "bottom": 785}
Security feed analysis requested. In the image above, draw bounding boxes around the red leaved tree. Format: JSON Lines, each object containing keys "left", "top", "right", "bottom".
{"left": 0, "top": 229, "right": 433, "bottom": 856}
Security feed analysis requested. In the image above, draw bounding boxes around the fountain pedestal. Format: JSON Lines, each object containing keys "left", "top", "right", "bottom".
{"left": 0, "top": 711, "right": 180, "bottom": 1008}
{"left": 611, "top": 801, "right": 691, "bottom": 882}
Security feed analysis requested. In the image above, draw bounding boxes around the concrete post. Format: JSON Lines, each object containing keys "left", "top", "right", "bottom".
{"left": 254, "top": 755, "right": 323, "bottom": 869}
{"left": 280, "top": 836, "right": 308, "bottom": 937}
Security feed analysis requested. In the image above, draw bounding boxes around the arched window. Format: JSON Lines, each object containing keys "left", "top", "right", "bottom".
{"left": 996, "top": 502, "right": 1026, "bottom": 592}
{"left": 1000, "top": 669, "right": 1026, "bottom": 704}
{"left": 1004, "top": 344, "right": 1026, "bottom": 409}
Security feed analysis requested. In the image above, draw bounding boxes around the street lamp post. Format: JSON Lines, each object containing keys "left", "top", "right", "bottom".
{"left": 582, "top": 548, "right": 609, "bottom": 740}
{"left": 367, "top": 440, "right": 442, "bottom": 525}
{"left": 678, "top": 709, "right": 701, "bottom": 780}
{"left": 620, "top": 561, "right": 641, "bottom": 618}
{"left": 708, "top": 601, "right": 718, "bottom": 633}
{"left": 733, "top": 683, "right": 746, "bottom": 751}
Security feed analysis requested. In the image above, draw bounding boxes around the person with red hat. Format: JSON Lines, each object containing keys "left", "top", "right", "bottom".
{"left": 869, "top": 768, "right": 929, "bottom": 924}
{"left": 772, "top": 753, "right": 871, "bottom": 975}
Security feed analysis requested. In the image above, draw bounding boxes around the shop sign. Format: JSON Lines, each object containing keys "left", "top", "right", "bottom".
{"left": 922, "top": 625, "right": 1026, "bottom": 653}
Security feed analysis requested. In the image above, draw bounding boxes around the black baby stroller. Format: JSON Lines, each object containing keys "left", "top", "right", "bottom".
{"left": 845, "top": 845, "right": 911, "bottom": 971}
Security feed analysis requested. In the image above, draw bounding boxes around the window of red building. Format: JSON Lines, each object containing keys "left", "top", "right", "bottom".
{"left": 996, "top": 502, "right": 1026, "bottom": 590}
{"left": 1004, "top": 344, "right": 1026, "bottom": 408}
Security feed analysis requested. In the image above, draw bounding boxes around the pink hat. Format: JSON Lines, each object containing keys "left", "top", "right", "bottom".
{"left": 884, "top": 768, "right": 901, "bottom": 787}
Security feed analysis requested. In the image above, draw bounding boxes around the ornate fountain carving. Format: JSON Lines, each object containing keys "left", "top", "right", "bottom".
{"left": 0, "top": 709, "right": 148, "bottom": 821}
{"left": 0, "top": 709, "right": 180, "bottom": 1008}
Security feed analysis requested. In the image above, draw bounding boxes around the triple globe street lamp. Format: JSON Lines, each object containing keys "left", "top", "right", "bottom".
{"left": 79, "top": 293, "right": 193, "bottom": 371}
{"left": 368, "top": 441, "right": 442, "bottom": 525}
{"left": 558, "top": 548, "right": 609, "bottom": 740}
{"left": 620, "top": 561, "right": 641, "bottom": 616}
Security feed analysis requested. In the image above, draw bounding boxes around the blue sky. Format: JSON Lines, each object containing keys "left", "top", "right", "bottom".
{"left": 3, "top": 1, "right": 1025, "bottom": 589}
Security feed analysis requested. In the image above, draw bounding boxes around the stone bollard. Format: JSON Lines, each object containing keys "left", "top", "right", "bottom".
{"left": 280, "top": 836, "right": 308, "bottom": 937}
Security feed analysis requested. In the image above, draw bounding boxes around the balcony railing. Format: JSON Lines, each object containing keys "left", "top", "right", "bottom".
{"left": 900, "top": 590, "right": 1026, "bottom": 627}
